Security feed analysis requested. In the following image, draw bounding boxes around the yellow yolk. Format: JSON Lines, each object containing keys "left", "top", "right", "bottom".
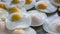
{"left": 37, "top": 3, "right": 47, "bottom": 9}
{"left": 58, "top": 8, "right": 60, "bottom": 11}
{"left": 15, "top": 28, "right": 22, "bottom": 31}
{"left": 11, "top": 13, "right": 22, "bottom": 21}
{"left": 12, "top": 0, "right": 20, "bottom": 3}
{"left": 55, "top": 0, "right": 60, "bottom": 3}
{"left": 12, "top": 29, "right": 26, "bottom": 34}
{"left": 0, "top": 4, "right": 6, "bottom": 9}
{"left": 9, "top": 7, "right": 20, "bottom": 13}
{"left": 58, "top": 7, "right": 60, "bottom": 11}
{"left": 25, "top": 0, "right": 32, "bottom": 4}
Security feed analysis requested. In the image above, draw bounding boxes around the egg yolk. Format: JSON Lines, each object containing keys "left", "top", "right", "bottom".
{"left": 15, "top": 28, "right": 22, "bottom": 31}
{"left": 12, "top": 29, "right": 26, "bottom": 34}
{"left": 55, "top": 0, "right": 60, "bottom": 3}
{"left": 32, "top": 16, "right": 40, "bottom": 23}
{"left": 0, "top": 4, "right": 6, "bottom": 9}
{"left": 37, "top": 3, "right": 47, "bottom": 9}
{"left": 9, "top": 7, "right": 20, "bottom": 13}
{"left": 12, "top": 0, "right": 20, "bottom": 4}
{"left": 25, "top": 0, "right": 32, "bottom": 4}
{"left": 11, "top": 13, "right": 22, "bottom": 21}
{"left": 58, "top": 7, "right": 60, "bottom": 11}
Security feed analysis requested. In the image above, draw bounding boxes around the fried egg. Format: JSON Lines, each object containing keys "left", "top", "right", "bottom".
{"left": 0, "top": 8, "right": 9, "bottom": 20}
{"left": 12, "top": 27, "right": 37, "bottom": 34}
{"left": 6, "top": 12, "right": 31, "bottom": 30}
{"left": 43, "top": 17, "right": 60, "bottom": 34}
{"left": 0, "top": 2, "right": 7, "bottom": 9}
{"left": 23, "top": 0, "right": 36, "bottom": 10}
{"left": 8, "top": 5, "right": 27, "bottom": 14}
{"left": 28, "top": 10, "right": 47, "bottom": 26}
{"left": 35, "top": 0, "right": 57, "bottom": 13}
{"left": 50, "top": 0, "right": 60, "bottom": 6}
{"left": 2, "top": 0, "right": 25, "bottom": 8}
{"left": 10, "top": 0, "right": 25, "bottom": 8}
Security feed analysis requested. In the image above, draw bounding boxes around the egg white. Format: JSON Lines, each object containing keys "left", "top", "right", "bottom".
{"left": 45, "top": 33, "right": 57, "bottom": 34}
{"left": 35, "top": 0, "right": 57, "bottom": 13}
{"left": 23, "top": 0, "right": 36, "bottom": 10}
{"left": 6, "top": 12, "right": 31, "bottom": 30}
{"left": 47, "top": 13, "right": 58, "bottom": 22}
{"left": 0, "top": 8, "right": 9, "bottom": 20}
{"left": 28, "top": 10, "right": 47, "bottom": 26}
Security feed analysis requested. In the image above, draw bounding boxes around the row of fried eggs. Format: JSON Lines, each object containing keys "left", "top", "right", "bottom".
{"left": 0, "top": 0, "right": 60, "bottom": 34}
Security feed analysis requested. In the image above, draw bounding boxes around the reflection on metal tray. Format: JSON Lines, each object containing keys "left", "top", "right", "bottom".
{"left": 31, "top": 26, "right": 47, "bottom": 34}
